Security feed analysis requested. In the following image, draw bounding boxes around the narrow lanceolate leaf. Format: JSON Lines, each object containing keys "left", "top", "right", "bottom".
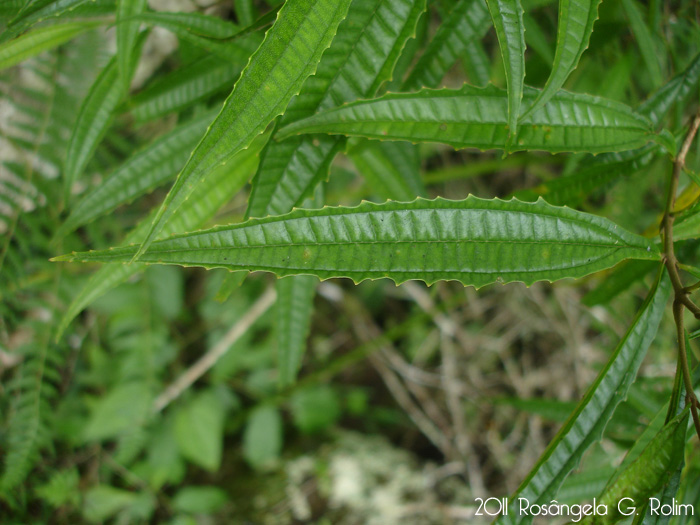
{"left": 402, "top": 0, "right": 490, "bottom": 90}
{"left": 59, "top": 111, "right": 216, "bottom": 236}
{"left": 621, "top": 0, "right": 664, "bottom": 89}
{"left": 128, "top": 55, "right": 243, "bottom": 123}
{"left": 135, "top": 0, "right": 353, "bottom": 261}
{"left": 1, "top": 0, "right": 114, "bottom": 43}
{"left": 117, "top": 0, "right": 147, "bottom": 89}
{"left": 638, "top": 52, "right": 700, "bottom": 127}
{"left": 520, "top": 0, "right": 602, "bottom": 120}
{"left": 64, "top": 55, "right": 123, "bottom": 203}
{"left": 276, "top": 275, "right": 317, "bottom": 387}
{"left": 348, "top": 140, "right": 426, "bottom": 202}
{"left": 519, "top": 53, "right": 700, "bottom": 205}
{"left": 515, "top": 144, "right": 658, "bottom": 206}
{"left": 495, "top": 269, "right": 670, "bottom": 525}
{"left": 278, "top": 84, "right": 654, "bottom": 154}
{"left": 247, "top": 0, "right": 426, "bottom": 219}
{"left": 55, "top": 135, "right": 266, "bottom": 339}
{"left": 54, "top": 197, "right": 661, "bottom": 288}
{"left": 0, "top": 21, "right": 103, "bottom": 71}
{"left": 486, "top": 0, "right": 526, "bottom": 144}
{"left": 581, "top": 410, "right": 689, "bottom": 525}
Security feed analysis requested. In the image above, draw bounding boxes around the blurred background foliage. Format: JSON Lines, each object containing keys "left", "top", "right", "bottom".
{"left": 1, "top": 0, "right": 700, "bottom": 523}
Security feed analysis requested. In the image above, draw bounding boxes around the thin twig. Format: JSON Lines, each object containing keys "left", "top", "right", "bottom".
{"left": 152, "top": 286, "right": 277, "bottom": 412}
{"left": 662, "top": 113, "right": 700, "bottom": 441}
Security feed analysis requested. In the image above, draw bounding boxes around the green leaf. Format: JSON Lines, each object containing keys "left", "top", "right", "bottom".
{"left": 128, "top": 55, "right": 243, "bottom": 123}
{"left": 638, "top": 52, "right": 700, "bottom": 127}
{"left": 520, "top": 0, "right": 602, "bottom": 120}
{"left": 55, "top": 134, "right": 265, "bottom": 339}
{"left": 175, "top": 391, "right": 226, "bottom": 472}
{"left": 243, "top": 406, "right": 283, "bottom": 470}
{"left": 172, "top": 486, "right": 228, "bottom": 514}
{"left": 621, "top": 0, "right": 664, "bottom": 89}
{"left": 64, "top": 35, "right": 146, "bottom": 203}
{"left": 135, "top": 0, "right": 354, "bottom": 260}
{"left": 494, "top": 268, "right": 670, "bottom": 525}
{"left": 582, "top": 410, "right": 689, "bottom": 525}
{"left": 246, "top": 0, "right": 426, "bottom": 220}
{"left": 54, "top": 197, "right": 661, "bottom": 288}
{"left": 278, "top": 84, "right": 654, "bottom": 155}
{"left": 1, "top": 0, "right": 114, "bottom": 43}
{"left": 402, "top": 0, "right": 490, "bottom": 90}
{"left": 276, "top": 275, "right": 317, "bottom": 387}
{"left": 116, "top": 0, "right": 146, "bottom": 89}
{"left": 582, "top": 260, "right": 658, "bottom": 307}
{"left": 83, "top": 382, "right": 152, "bottom": 442}
{"left": 290, "top": 385, "right": 342, "bottom": 433}
{"left": 234, "top": 0, "right": 255, "bottom": 27}
{"left": 59, "top": 110, "right": 216, "bottom": 236}
{"left": 83, "top": 486, "right": 138, "bottom": 523}
{"left": 514, "top": 144, "right": 658, "bottom": 206}
{"left": 0, "top": 21, "right": 103, "bottom": 71}
{"left": 348, "top": 140, "right": 426, "bottom": 202}
{"left": 486, "top": 0, "right": 526, "bottom": 144}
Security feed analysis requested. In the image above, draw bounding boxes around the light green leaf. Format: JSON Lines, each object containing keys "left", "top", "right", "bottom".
{"left": 0, "top": 21, "right": 103, "bottom": 71}
{"left": 1, "top": 0, "right": 114, "bottom": 43}
{"left": 128, "top": 55, "right": 243, "bottom": 123}
{"left": 582, "top": 410, "right": 689, "bottom": 525}
{"left": 402, "top": 0, "right": 490, "bottom": 90}
{"left": 639, "top": 52, "right": 700, "bottom": 127}
{"left": 64, "top": 35, "right": 145, "bottom": 203}
{"left": 495, "top": 269, "right": 670, "bottom": 525}
{"left": 243, "top": 406, "right": 283, "bottom": 470}
{"left": 520, "top": 0, "right": 602, "bottom": 121}
{"left": 486, "top": 0, "right": 526, "bottom": 144}
{"left": 621, "top": 0, "right": 664, "bottom": 89}
{"left": 276, "top": 275, "right": 317, "bottom": 387}
{"left": 515, "top": 144, "right": 658, "bottom": 206}
{"left": 519, "top": 52, "right": 700, "bottom": 205}
{"left": 234, "top": 0, "right": 255, "bottom": 27}
{"left": 135, "top": 0, "right": 353, "bottom": 260}
{"left": 54, "top": 197, "right": 661, "bottom": 288}
{"left": 116, "top": 0, "right": 146, "bottom": 89}
{"left": 247, "top": 0, "right": 426, "bottom": 220}
{"left": 83, "top": 486, "right": 138, "bottom": 523}
{"left": 278, "top": 84, "right": 654, "bottom": 155}
{"left": 172, "top": 486, "right": 228, "bottom": 514}
{"left": 59, "top": 110, "right": 215, "bottom": 236}
{"left": 175, "top": 391, "right": 226, "bottom": 472}
{"left": 83, "top": 382, "right": 152, "bottom": 442}
{"left": 55, "top": 134, "right": 264, "bottom": 339}
{"left": 290, "top": 385, "right": 342, "bottom": 433}
{"left": 348, "top": 140, "right": 426, "bottom": 202}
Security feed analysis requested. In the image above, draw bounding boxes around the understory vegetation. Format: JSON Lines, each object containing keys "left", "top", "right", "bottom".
{"left": 2, "top": 0, "right": 700, "bottom": 523}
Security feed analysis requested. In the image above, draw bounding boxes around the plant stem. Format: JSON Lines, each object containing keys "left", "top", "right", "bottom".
{"left": 662, "top": 113, "right": 700, "bottom": 441}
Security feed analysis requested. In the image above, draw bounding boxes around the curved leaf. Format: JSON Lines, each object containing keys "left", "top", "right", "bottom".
{"left": 247, "top": 0, "right": 426, "bottom": 219}
{"left": 54, "top": 197, "right": 661, "bottom": 288}
{"left": 520, "top": 0, "right": 602, "bottom": 120}
{"left": 63, "top": 55, "right": 123, "bottom": 203}
{"left": 128, "top": 55, "right": 242, "bottom": 123}
{"left": 0, "top": 21, "right": 103, "bottom": 71}
{"left": 278, "top": 84, "right": 654, "bottom": 154}
{"left": 59, "top": 111, "right": 216, "bottom": 236}
{"left": 135, "top": 0, "right": 354, "bottom": 260}
{"left": 402, "top": 0, "right": 490, "bottom": 90}
{"left": 486, "top": 0, "right": 526, "bottom": 143}
{"left": 116, "top": 0, "right": 146, "bottom": 89}
{"left": 583, "top": 410, "right": 689, "bottom": 525}
{"left": 54, "top": 134, "right": 266, "bottom": 339}
{"left": 276, "top": 275, "right": 317, "bottom": 387}
{"left": 495, "top": 268, "right": 670, "bottom": 525}
{"left": 348, "top": 140, "right": 426, "bottom": 201}
{"left": 621, "top": 0, "right": 664, "bottom": 89}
